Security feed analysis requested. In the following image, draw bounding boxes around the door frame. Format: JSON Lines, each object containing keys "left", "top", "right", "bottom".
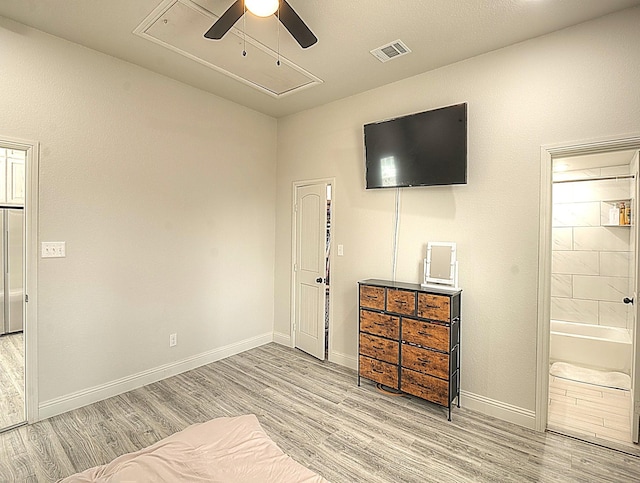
{"left": 632, "top": 151, "right": 640, "bottom": 443}
{"left": 290, "top": 177, "right": 335, "bottom": 360}
{"left": 0, "top": 135, "right": 39, "bottom": 425}
{"left": 536, "top": 133, "right": 640, "bottom": 432}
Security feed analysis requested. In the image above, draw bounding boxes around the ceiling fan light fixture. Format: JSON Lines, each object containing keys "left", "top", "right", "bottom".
{"left": 204, "top": 0, "right": 317, "bottom": 49}
{"left": 245, "top": 0, "right": 279, "bottom": 17}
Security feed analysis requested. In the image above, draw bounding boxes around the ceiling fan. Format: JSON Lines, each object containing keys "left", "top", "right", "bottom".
{"left": 204, "top": 0, "right": 318, "bottom": 49}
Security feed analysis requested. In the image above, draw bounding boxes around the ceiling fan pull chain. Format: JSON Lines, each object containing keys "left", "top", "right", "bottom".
{"left": 276, "top": 4, "right": 281, "bottom": 66}
{"left": 242, "top": 0, "right": 247, "bottom": 56}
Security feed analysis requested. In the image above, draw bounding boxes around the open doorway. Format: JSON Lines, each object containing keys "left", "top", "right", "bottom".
{"left": 0, "top": 145, "right": 26, "bottom": 432}
{"left": 537, "top": 136, "right": 640, "bottom": 454}
{"left": 0, "top": 136, "right": 38, "bottom": 432}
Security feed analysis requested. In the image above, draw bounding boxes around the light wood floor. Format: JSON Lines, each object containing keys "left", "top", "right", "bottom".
{"left": 548, "top": 374, "right": 637, "bottom": 452}
{"left": 0, "top": 332, "right": 25, "bottom": 430}
{"left": 1, "top": 343, "right": 640, "bottom": 482}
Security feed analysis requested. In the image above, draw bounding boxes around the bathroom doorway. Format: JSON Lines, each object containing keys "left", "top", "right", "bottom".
{"left": 548, "top": 149, "right": 637, "bottom": 449}
{"left": 537, "top": 136, "right": 640, "bottom": 453}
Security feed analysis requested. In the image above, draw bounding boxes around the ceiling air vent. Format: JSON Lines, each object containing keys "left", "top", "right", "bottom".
{"left": 370, "top": 39, "right": 411, "bottom": 63}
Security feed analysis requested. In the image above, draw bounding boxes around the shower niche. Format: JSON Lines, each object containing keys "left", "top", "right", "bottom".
{"left": 601, "top": 199, "right": 632, "bottom": 227}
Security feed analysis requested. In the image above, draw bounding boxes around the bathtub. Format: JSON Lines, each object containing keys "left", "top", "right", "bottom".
{"left": 549, "top": 320, "right": 632, "bottom": 374}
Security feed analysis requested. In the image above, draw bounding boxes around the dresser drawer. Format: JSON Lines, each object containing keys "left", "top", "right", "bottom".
{"left": 359, "top": 356, "right": 398, "bottom": 389}
{"left": 386, "top": 288, "right": 416, "bottom": 315}
{"left": 401, "top": 368, "right": 448, "bottom": 406}
{"left": 360, "top": 285, "right": 385, "bottom": 310}
{"left": 417, "top": 293, "right": 450, "bottom": 322}
{"left": 360, "top": 310, "right": 400, "bottom": 340}
{"left": 360, "top": 333, "right": 399, "bottom": 364}
{"left": 401, "top": 343, "right": 449, "bottom": 380}
{"left": 402, "top": 318, "right": 449, "bottom": 352}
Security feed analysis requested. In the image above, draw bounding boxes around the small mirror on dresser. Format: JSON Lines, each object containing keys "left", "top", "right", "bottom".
{"left": 422, "top": 241, "right": 459, "bottom": 290}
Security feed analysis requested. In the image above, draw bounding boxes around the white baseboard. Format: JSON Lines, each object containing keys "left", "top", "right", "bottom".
{"left": 272, "top": 331, "right": 292, "bottom": 346}
{"left": 272, "top": 336, "right": 356, "bottom": 370}
{"left": 38, "top": 332, "right": 273, "bottom": 421}
{"left": 460, "top": 390, "right": 536, "bottom": 429}
{"left": 329, "top": 350, "right": 357, "bottom": 370}
{"left": 39, "top": 334, "right": 537, "bottom": 432}
{"left": 324, "top": 354, "right": 535, "bottom": 428}
{"left": 325, "top": 357, "right": 534, "bottom": 429}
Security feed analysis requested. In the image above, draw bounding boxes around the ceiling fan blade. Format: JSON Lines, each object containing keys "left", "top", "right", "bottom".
{"left": 204, "top": 0, "right": 244, "bottom": 40}
{"left": 279, "top": 0, "right": 317, "bottom": 49}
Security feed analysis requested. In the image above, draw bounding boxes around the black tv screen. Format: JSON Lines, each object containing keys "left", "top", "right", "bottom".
{"left": 363, "top": 103, "right": 467, "bottom": 189}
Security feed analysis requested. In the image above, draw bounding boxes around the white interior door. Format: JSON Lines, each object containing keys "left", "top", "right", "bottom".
{"left": 631, "top": 150, "right": 640, "bottom": 443}
{"left": 294, "top": 183, "right": 327, "bottom": 360}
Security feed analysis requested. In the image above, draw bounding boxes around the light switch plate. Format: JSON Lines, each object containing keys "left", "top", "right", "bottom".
{"left": 42, "top": 241, "right": 66, "bottom": 258}
{"left": 337, "top": 244, "right": 344, "bottom": 256}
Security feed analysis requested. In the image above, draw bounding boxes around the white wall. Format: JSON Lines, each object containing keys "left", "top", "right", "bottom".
{"left": 274, "top": 7, "right": 640, "bottom": 420}
{"left": 0, "top": 18, "right": 277, "bottom": 409}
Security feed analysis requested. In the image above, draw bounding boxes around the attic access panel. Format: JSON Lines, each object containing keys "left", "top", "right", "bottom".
{"left": 135, "top": 0, "right": 322, "bottom": 98}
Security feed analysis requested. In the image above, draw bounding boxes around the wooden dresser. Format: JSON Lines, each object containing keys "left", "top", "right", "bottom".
{"left": 357, "top": 279, "right": 461, "bottom": 420}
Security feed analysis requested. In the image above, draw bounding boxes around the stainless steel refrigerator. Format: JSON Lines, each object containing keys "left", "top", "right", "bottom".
{"left": 0, "top": 208, "right": 23, "bottom": 335}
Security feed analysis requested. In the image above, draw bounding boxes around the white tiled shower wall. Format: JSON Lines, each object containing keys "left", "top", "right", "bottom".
{"left": 551, "top": 173, "right": 633, "bottom": 329}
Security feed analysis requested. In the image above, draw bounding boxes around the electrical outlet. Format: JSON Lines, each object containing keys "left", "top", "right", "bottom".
{"left": 169, "top": 333, "right": 177, "bottom": 347}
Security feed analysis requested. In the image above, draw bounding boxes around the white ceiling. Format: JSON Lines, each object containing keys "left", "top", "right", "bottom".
{"left": 1, "top": 0, "right": 639, "bottom": 118}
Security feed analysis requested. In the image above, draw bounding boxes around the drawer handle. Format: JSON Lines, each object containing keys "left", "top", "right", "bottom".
{"left": 423, "top": 304, "right": 439, "bottom": 309}
{"left": 372, "top": 368, "right": 384, "bottom": 374}
{"left": 372, "top": 345, "right": 383, "bottom": 350}
{"left": 417, "top": 331, "right": 431, "bottom": 336}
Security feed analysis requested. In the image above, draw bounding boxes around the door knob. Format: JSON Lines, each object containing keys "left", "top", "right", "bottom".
{"left": 623, "top": 297, "right": 634, "bottom": 305}
{"left": 316, "top": 277, "right": 324, "bottom": 283}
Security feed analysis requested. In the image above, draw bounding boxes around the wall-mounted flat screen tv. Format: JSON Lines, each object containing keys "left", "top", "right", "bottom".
{"left": 363, "top": 103, "right": 467, "bottom": 189}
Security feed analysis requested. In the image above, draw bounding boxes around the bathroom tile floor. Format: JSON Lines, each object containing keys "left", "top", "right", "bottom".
{"left": 548, "top": 375, "right": 637, "bottom": 452}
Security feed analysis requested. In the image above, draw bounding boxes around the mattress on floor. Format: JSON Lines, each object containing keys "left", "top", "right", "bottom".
{"left": 61, "top": 414, "right": 328, "bottom": 483}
